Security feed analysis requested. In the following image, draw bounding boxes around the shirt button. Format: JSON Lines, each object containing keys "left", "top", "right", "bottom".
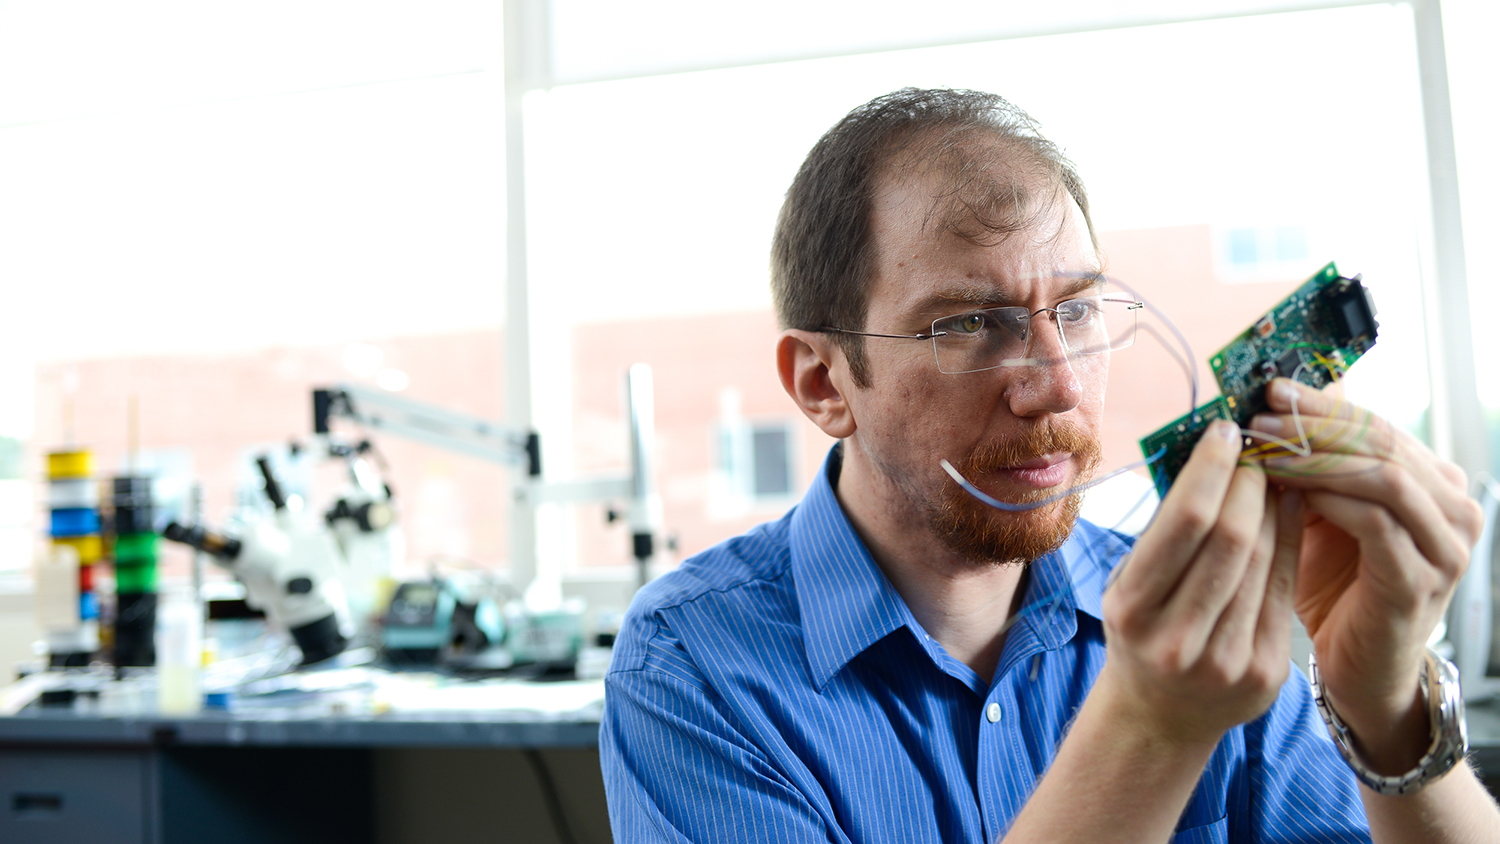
{"left": 985, "top": 702, "right": 1002, "bottom": 723}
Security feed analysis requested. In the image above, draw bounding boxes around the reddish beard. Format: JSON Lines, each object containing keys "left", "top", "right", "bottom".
{"left": 929, "top": 423, "right": 1103, "bottom": 565}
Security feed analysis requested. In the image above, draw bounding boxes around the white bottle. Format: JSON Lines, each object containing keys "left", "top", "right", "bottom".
{"left": 157, "top": 584, "right": 202, "bottom": 715}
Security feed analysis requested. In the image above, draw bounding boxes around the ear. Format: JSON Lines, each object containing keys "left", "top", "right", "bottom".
{"left": 777, "top": 329, "right": 857, "bottom": 439}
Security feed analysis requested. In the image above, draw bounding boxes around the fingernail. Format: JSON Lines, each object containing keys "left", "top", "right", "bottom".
{"left": 1274, "top": 380, "right": 1298, "bottom": 405}
{"left": 1213, "top": 420, "right": 1241, "bottom": 443}
{"left": 1251, "top": 414, "right": 1282, "bottom": 434}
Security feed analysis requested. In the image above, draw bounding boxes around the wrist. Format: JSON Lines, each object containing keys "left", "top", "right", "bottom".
{"left": 1089, "top": 663, "right": 1227, "bottom": 756}
{"left": 1325, "top": 680, "right": 1428, "bottom": 775}
{"left": 1308, "top": 647, "right": 1469, "bottom": 795}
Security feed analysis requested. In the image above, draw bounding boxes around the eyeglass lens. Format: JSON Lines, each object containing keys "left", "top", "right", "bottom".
{"left": 930, "top": 297, "right": 1139, "bottom": 374}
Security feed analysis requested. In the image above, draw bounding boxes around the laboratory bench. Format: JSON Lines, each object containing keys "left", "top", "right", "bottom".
{"left": 4, "top": 677, "right": 1500, "bottom": 844}
{"left": 0, "top": 671, "right": 612, "bottom": 844}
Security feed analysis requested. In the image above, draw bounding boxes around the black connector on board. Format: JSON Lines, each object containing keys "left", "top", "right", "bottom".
{"left": 1329, "top": 276, "right": 1378, "bottom": 344}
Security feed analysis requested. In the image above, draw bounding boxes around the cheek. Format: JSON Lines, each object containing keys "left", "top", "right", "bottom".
{"left": 874, "top": 376, "right": 969, "bottom": 445}
{"left": 1079, "top": 353, "right": 1108, "bottom": 399}
{"left": 1074, "top": 354, "right": 1109, "bottom": 416}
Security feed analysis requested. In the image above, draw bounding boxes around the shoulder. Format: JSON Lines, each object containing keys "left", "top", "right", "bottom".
{"left": 638, "top": 510, "right": 796, "bottom": 611}
{"left": 609, "top": 507, "right": 799, "bottom": 676}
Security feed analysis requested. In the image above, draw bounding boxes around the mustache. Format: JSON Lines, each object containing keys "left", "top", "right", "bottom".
{"left": 953, "top": 422, "right": 1101, "bottom": 478}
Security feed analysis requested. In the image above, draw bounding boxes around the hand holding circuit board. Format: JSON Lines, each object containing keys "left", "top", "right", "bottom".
{"left": 1140, "top": 262, "right": 1379, "bottom": 495}
{"left": 1119, "top": 264, "right": 1487, "bottom": 802}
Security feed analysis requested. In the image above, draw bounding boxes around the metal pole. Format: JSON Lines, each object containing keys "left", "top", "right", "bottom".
{"left": 626, "top": 365, "right": 661, "bottom": 590}
{"left": 502, "top": 0, "right": 552, "bottom": 600}
{"left": 1410, "top": 0, "right": 1489, "bottom": 479}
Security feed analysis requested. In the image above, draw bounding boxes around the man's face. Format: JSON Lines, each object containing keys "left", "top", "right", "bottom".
{"left": 847, "top": 163, "right": 1107, "bottom": 565}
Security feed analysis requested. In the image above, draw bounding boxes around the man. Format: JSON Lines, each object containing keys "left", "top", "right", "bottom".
{"left": 600, "top": 87, "right": 1499, "bottom": 842}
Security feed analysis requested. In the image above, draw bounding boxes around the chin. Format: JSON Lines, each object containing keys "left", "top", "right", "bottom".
{"left": 930, "top": 486, "right": 1083, "bottom": 566}
{"left": 932, "top": 423, "right": 1102, "bottom": 564}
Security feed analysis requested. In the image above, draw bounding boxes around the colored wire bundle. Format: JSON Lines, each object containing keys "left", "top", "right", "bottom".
{"left": 1237, "top": 346, "right": 1382, "bottom": 479}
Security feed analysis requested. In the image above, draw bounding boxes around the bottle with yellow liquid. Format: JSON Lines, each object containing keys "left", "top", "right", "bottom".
{"left": 156, "top": 584, "right": 202, "bottom": 715}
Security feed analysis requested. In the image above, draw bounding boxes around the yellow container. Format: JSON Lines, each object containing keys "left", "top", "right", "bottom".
{"left": 53, "top": 535, "right": 103, "bottom": 565}
{"left": 47, "top": 450, "right": 94, "bottom": 480}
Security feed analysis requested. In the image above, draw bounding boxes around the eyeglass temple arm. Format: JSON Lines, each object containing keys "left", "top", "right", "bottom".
{"left": 820, "top": 327, "right": 946, "bottom": 341}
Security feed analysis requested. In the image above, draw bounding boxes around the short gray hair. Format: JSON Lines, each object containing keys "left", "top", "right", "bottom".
{"left": 770, "top": 87, "right": 1096, "bottom": 387}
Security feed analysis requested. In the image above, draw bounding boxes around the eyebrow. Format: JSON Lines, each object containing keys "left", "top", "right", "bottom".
{"left": 913, "top": 270, "right": 1107, "bottom": 318}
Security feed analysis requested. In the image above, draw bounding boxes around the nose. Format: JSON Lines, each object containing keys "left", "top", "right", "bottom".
{"left": 1006, "top": 311, "right": 1083, "bottom": 416}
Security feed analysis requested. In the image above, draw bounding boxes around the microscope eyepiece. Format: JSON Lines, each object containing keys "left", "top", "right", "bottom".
{"left": 162, "top": 521, "right": 242, "bottom": 559}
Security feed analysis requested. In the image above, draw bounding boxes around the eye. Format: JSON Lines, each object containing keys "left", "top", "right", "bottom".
{"left": 957, "top": 313, "right": 986, "bottom": 334}
{"left": 1057, "top": 298, "right": 1101, "bottom": 323}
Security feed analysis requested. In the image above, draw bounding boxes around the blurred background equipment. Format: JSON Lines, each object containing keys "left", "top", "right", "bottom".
{"left": 111, "top": 473, "right": 158, "bottom": 667}
{"left": 316, "top": 364, "right": 662, "bottom": 608}
{"left": 382, "top": 576, "right": 507, "bottom": 668}
{"left": 317, "top": 437, "right": 401, "bottom": 632}
{"left": 1447, "top": 478, "right": 1500, "bottom": 702}
{"left": 41, "top": 449, "right": 100, "bottom": 666}
{"left": 317, "top": 370, "right": 658, "bottom": 674}
{"left": 163, "top": 456, "right": 351, "bottom": 666}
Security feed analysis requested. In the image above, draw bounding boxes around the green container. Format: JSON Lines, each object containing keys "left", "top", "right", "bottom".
{"left": 114, "top": 560, "right": 158, "bottom": 593}
{"left": 114, "top": 532, "right": 158, "bottom": 564}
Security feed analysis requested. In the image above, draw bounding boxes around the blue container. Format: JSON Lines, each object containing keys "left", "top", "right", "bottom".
{"left": 50, "top": 508, "right": 101, "bottom": 537}
{"left": 79, "top": 591, "right": 100, "bottom": 621}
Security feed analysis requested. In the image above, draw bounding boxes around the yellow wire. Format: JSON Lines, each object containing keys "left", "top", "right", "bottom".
{"left": 1239, "top": 350, "right": 1368, "bottom": 470}
{"left": 1241, "top": 352, "right": 1339, "bottom": 458}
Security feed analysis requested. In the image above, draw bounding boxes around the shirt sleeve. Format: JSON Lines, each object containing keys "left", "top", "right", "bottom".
{"left": 1245, "top": 664, "right": 1373, "bottom": 843}
{"left": 600, "top": 614, "right": 841, "bottom": 844}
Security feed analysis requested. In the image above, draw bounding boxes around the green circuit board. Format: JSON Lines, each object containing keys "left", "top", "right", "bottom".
{"left": 1141, "top": 261, "right": 1379, "bottom": 497}
{"left": 1139, "top": 397, "right": 1235, "bottom": 498}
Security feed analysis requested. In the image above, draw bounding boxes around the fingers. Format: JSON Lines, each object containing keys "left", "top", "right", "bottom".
{"left": 1254, "top": 488, "right": 1303, "bottom": 654}
{"left": 1251, "top": 381, "right": 1445, "bottom": 502}
{"left": 1196, "top": 484, "right": 1278, "bottom": 667}
{"left": 1118, "top": 420, "right": 1244, "bottom": 605}
{"left": 1276, "top": 450, "right": 1479, "bottom": 554}
{"left": 1302, "top": 490, "right": 1417, "bottom": 580}
{"left": 1249, "top": 377, "right": 1482, "bottom": 560}
{"left": 1115, "top": 417, "right": 1280, "bottom": 673}
{"left": 1260, "top": 377, "right": 1362, "bottom": 421}
{"left": 1170, "top": 463, "right": 1269, "bottom": 665}
{"left": 1098, "top": 423, "right": 1296, "bottom": 742}
{"left": 1198, "top": 487, "right": 1300, "bottom": 675}
{"left": 1247, "top": 379, "right": 1401, "bottom": 464}
{"left": 1274, "top": 455, "right": 1474, "bottom": 580}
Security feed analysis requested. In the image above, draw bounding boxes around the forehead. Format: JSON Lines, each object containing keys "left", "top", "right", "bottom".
{"left": 866, "top": 161, "right": 1099, "bottom": 318}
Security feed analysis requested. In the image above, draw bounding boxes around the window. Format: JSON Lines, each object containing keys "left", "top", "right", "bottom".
{"left": 716, "top": 418, "right": 797, "bottom": 509}
{"left": 3, "top": 2, "right": 1491, "bottom": 588}
{"left": 1225, "top": 225, "right": 1309, "bottom": 267}
{"left": 712, "top": 381, "right": 798, "bottom": 516}
{"left": 749, "top": 428, "right": 793, "bottom": 499}
{"left": 539, "top": 5, "right": 1443, "bottom": 566}
{"left": 720, "top": 423, "right": 794, "bottom": 502}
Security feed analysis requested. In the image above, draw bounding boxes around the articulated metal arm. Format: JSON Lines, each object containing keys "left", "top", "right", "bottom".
{"left": 314, "top": 383, "right": 541, "bottom": 477}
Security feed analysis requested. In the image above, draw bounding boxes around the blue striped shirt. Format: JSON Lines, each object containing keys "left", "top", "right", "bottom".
{"left": 601, "top": 446, "right": 1370, "bottom": 842}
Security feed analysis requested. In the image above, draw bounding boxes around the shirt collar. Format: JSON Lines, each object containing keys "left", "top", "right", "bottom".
{"left": 1003, "top": 521, "right": 1125, "bottom": 656}
{"left": 1054, "top": 517, "right": 1126, "bottom": 624}
{"left": 791, "top": 446, "right": 915, "bottom": 690}
{"left": 790, "top": 445, "right": 1131, "bottom": 690}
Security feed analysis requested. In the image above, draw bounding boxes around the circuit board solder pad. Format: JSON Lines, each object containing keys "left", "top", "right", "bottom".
{"left": 1139, "top": 262, "right": 1379, "bottom": 497}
